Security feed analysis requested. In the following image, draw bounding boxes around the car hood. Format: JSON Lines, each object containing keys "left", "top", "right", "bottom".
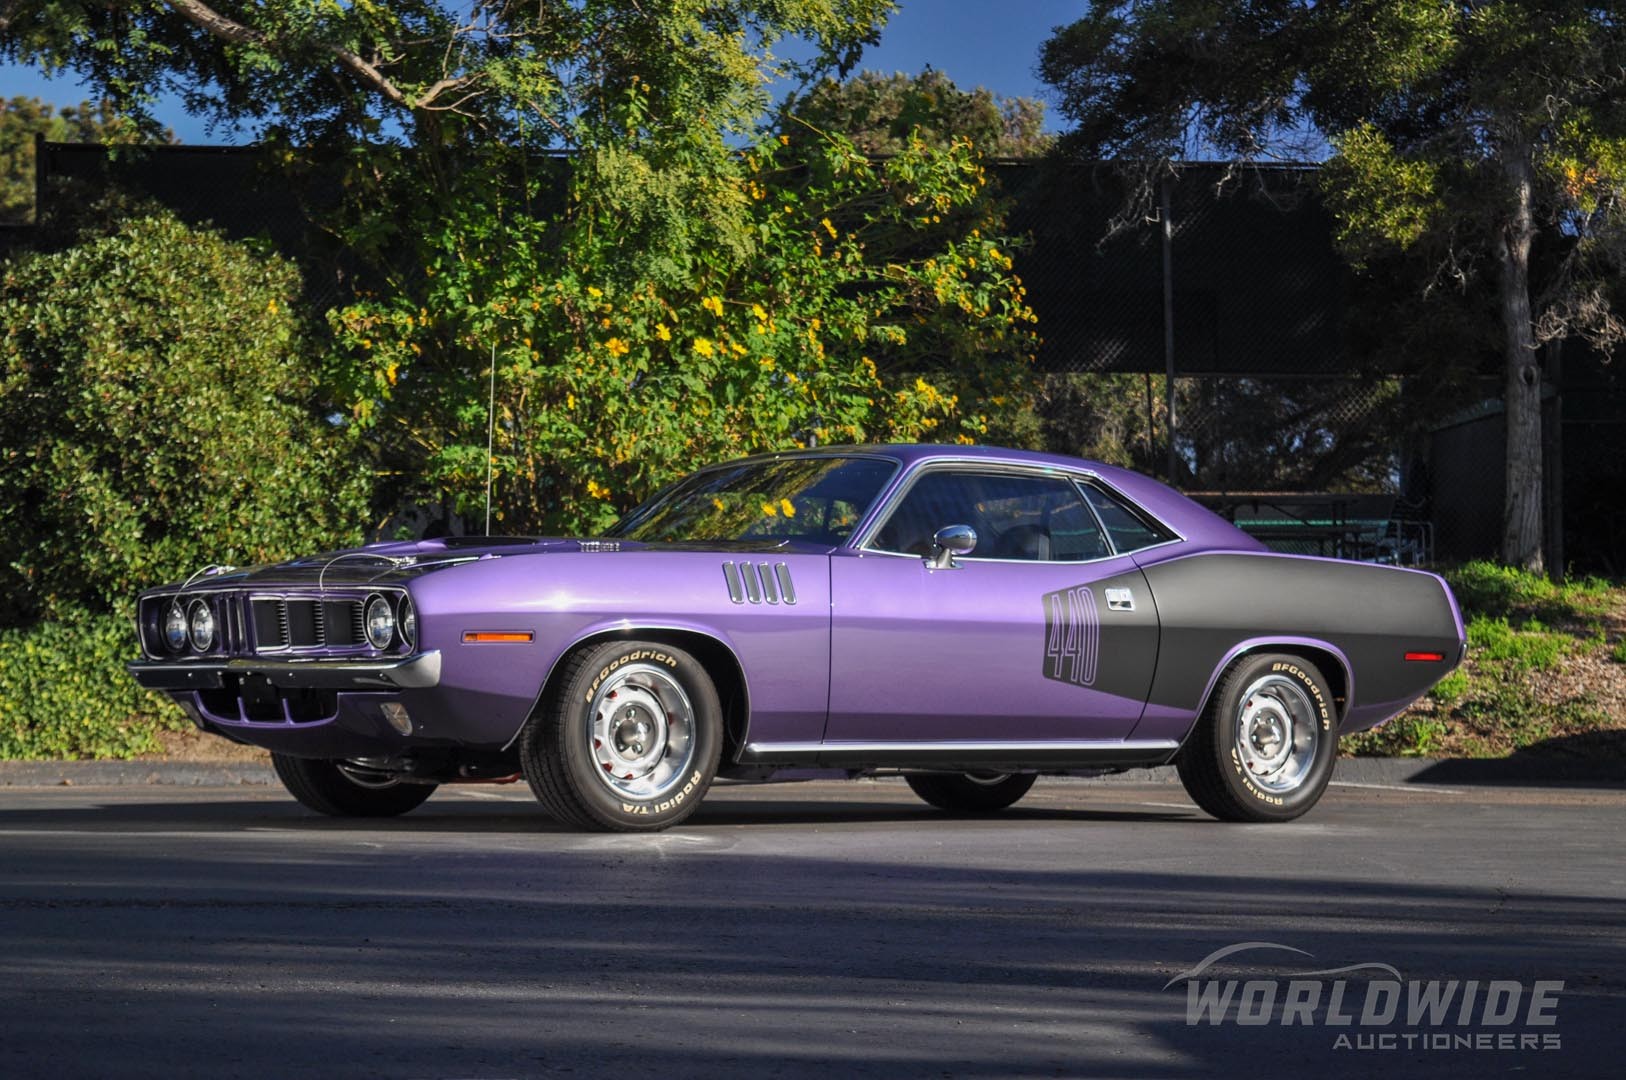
{"left": 143, "top": 536, "right": 831, "bottom": 593}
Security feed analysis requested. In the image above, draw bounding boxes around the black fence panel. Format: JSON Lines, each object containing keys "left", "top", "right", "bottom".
{"left": 998, "top": 162, "right": 1352, "bottom": 376}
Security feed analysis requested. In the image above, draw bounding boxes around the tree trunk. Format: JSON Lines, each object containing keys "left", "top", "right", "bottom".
{"left": 1497, "top": 144, "right": 1544, "bottom": 574}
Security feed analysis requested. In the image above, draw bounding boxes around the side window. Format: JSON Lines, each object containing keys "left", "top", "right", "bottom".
{"left": 1080, "top": 483, "right": 1175, "bottom": 553}
{"left": 872, "top": 471, "right": 1110, "bottom": 562}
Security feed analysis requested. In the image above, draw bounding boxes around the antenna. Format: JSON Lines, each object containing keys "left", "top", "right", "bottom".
{"left": 484, "top": 340, "right": 496, "bottom": 535}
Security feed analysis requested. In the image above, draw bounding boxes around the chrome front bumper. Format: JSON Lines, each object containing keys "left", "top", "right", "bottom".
{"left": 127, "top": 651, "right": 442, "bottom": 692}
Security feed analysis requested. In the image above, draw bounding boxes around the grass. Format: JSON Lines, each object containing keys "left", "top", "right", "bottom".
{"left": 1344, "top": 561, "right": 1625, "bottom": 758}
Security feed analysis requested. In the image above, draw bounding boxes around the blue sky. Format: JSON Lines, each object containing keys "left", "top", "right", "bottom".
{"left": 0, "top": 0, "right": 1080, "bottom": 143}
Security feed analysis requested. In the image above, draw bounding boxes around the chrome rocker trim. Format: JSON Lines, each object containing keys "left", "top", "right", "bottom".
{"left": 738, "top": 738, "right": 1181, "bottom": 769}
{"left": 127, "top": 650, "right": 442, "bottom": 692}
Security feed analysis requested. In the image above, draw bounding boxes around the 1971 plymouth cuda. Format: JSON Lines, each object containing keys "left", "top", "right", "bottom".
{"left": 128, "top": 445, "right": 1464, "bottom": 831}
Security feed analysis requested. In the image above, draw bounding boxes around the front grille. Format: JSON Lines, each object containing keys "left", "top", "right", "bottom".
{"left": 141, "top": 588, "right": 408, "bottom": 658}
{"left": 250, "top": 596, "right": 368, "bottom": 651}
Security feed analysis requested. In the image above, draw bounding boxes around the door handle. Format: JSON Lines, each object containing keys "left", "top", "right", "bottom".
{"left": 1104, "top": 587, "right": 1135, "bottom": 612}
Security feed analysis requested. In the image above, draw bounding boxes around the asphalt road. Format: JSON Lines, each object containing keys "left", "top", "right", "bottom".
{"left": 1, "top": 778, "right": 1623, "bottom": 1079}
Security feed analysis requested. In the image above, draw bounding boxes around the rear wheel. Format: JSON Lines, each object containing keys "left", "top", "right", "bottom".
{"left": 905, "top": 771, "right": 1037, "bottom": 812}
{"left": 1176, "top": 652, "right": 1337, "bottom": 822}
{"left": 271, "top": 754, "right": 436, "bottom": 817}
{"left": 519, "top": 640, "right": 722, "bottom": 832}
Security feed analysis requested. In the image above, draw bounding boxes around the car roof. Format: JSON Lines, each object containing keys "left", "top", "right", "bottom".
{"left": 718, "top": 443, "right": 1259, "bottom": 553}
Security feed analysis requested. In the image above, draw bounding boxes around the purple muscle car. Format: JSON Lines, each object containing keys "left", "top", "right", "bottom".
{"left": 129, "top": 445, "right": 1465, "bottom": 830}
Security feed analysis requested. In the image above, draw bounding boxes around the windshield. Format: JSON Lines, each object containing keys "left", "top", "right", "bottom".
{"left": 607, "top": 456, "right": 898, "bottom": 545}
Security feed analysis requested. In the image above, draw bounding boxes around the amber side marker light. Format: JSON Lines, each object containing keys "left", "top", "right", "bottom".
{"left": 463, "top": 631, "right": 534, "bottom": 644}
{"left": 1404, "top": 651, "right": 1446, "bottom": 662}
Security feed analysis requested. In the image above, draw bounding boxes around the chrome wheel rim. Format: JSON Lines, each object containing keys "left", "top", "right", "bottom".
{"left": 1233, "top": 675, "right": 1319, "bottom": 794}
{"left": 586, "top": 663, "right": 696, "bottom": 800}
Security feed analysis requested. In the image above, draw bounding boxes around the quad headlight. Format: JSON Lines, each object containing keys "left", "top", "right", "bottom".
{"left": 163, "top": 603, "right": 189, "bottom": 652}
{"left": 187, "top": 599, "right": 215, "bottom": 652}
{"left": 365, "top": 594, "right": 396, "bottom": 649}
{"left": 398, "top": 594, "right": 417, "bottom": 650}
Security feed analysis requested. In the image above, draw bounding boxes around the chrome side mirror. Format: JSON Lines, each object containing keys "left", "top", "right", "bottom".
{"left": 927, "top": 524, "right": 977, "bottom": 570}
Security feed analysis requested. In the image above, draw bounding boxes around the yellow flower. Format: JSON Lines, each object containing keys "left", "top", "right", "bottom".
{"left": 702, "top": 295, "right": 724, "bottom": 317}
{"left": 759, "top": 357, "right": 775, "bottom": 369}
{"left": 761, "top": 501, "right": 778, "bottom": 518}
{"left": 693, "top": 338, "right": 715, "bottom": 358}
{"left": 751, "top": 303, "right": 768, "bottom": 322}
{"left": 779, "top": 498, "right": 796, "bottom": 518}
{"left": 731, "top": 341, "right": 748, "bottom": 356}
{"left": 586, "top": 286, "right": 603, "bottom": 298}
{"left": 566, "top": 393, "right": 576, "bottom": 409}
{"left": 604, "top": 337, "right": 630, "bottom": 357}
{"left": 821, "top": 217, "right": 837, "bottom": 238}
{"left": 656, "top": 322, "right": 672, "bottom": 341}
{"left": 587, "top": 479, "right": 610, "bottom": 500}
{"left": 711, "top": 497, "right": 726, "bottom": 511}
{"left": 778, "top": 134, "right": 790, "bottom": 146}
{"left": 385, "top": 363, "right": 398, "bottom": 386}
{"left": 266, "top": 299, "right": 278, "bottom": 315}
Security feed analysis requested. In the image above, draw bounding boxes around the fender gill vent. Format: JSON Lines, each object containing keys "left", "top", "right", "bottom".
{"left": 723, "top": 562, "right": 796, "bottom": 606}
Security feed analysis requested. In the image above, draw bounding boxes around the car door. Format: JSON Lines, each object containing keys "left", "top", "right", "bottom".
{"left": 824, "top": 466, "right": 1160, "bottom": 745}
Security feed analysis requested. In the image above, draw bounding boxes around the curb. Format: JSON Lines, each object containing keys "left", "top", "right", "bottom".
{"left": 0, "top": 761, "right": 277, "bottom": 787}
{"left": 0, "top": 757, "right": 1621, "bottom": 789}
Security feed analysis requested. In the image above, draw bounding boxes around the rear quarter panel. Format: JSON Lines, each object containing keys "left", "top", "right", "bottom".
{"left": 1130, "top": 550, "right": 1464, "bottom": 738}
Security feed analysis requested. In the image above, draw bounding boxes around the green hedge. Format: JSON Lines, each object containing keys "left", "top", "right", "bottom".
{"left": 0, "top": 613, "right": 186, "bottom": 759}
{"left": 0, "top": 210, "right": 370, "bottom": 624}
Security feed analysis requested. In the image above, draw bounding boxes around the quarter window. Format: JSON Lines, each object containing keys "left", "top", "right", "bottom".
{"left": 1079, "top": 483, "right": 1175, "bottom": 553}
{"left": 872, "top": 471, "right": 1110, "bottom": 562}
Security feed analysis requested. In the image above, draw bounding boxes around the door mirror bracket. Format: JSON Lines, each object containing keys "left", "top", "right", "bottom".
{"left": 927, "top": 524, "right": 977, "bottom": 570}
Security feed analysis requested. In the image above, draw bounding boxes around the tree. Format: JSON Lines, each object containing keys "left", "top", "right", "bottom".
{"left": 1039, "top": 2, "right": 1626, "bottom": 573}
{"left": 328, "top": 129, "right": 1036, "bottom": 534}
{"left": 4, "top": 2, "right": 1039, "bottom": 533}
{"left": 790, "top": 69, "right": 1052, "bottom": 158}
{"left": 0, "top": 211, "right": 370, "bottom": 621}
{"left": 0, "top": 95, "right": 164, "bottom": 223}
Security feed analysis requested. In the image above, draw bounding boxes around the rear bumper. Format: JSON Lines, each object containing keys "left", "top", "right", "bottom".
{"left": 127, "top": 651, "right": 442, "bottom": 692}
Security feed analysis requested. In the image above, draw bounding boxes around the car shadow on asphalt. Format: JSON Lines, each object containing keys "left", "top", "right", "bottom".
{"left": 0, "top": 793, "right": 1199, "bottom": 833}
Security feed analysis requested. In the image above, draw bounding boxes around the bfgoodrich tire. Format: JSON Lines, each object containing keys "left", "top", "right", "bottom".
{"left": 905, "top": 771, "right": 1037, "bottom": 812}
{"left": 271, "top": 754, "right": 436, "bottom": 817}
{"left": 520, "top": 640, "right": 723, "bottom": 832}
{"left": 1176, "top": 652, "right": 1338, "bottom": 822}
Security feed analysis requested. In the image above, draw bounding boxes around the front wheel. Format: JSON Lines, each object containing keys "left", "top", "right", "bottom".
{"left": 519, "top": 640, "right": 723, "bottom": 832}
{"left": 271, "top": 754, "right": 437, "bottom": 817}
{"left": 1176, "top": 652, "right": 1337, "bottom": 822}
{"left": 905, "top": 771, "right": 1037, "bottom": 812}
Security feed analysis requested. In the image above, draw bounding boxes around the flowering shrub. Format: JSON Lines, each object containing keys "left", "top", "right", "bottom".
{"left": 330, "top": 130, "right": 1037, "bottom": 535}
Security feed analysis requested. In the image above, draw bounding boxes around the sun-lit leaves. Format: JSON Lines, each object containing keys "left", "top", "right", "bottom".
{"left": 328, "top": 129, "right": 1035, "bottom": 536}
{"left": 1322, "top": 122, "right": 1444, "bottom": 257}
